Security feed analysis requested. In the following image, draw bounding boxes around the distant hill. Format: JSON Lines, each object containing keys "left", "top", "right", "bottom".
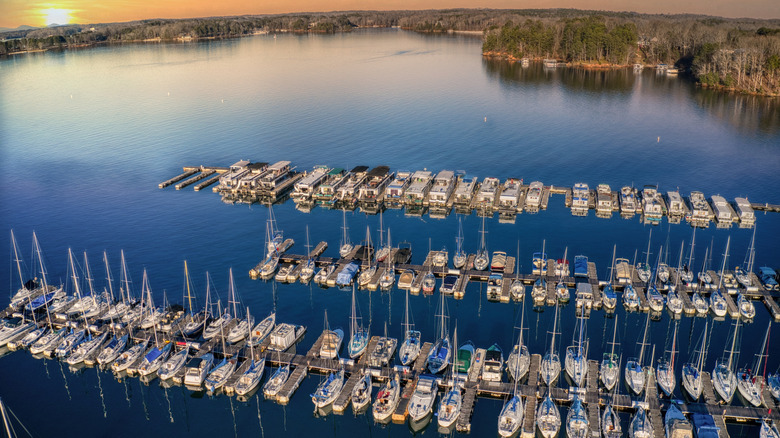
{"left": 0, "top": 25, "right": 37, "bottom": 33}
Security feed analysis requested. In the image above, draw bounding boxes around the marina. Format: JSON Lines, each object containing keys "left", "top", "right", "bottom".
{"left": 4, "top": 27, "right": 780, "bottom": 438}
{"left": 161, "top": 161, "right": 775, "bottom": 228}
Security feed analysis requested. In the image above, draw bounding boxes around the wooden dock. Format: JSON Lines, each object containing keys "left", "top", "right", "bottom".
{"left": 276, "top": 365, "right": 307, "bottom": 405}
{"left": 332, "top": 371, "right": 361, "bottom": 413}
{"left": 393, "top": 376, "right": 415, "bottom": 423}
{"left": 522, "top": 354, "right": 542, "bottom": 437}
{"left": 159, "top": 168, "right": 198, "bottom": 188}
{"left": 175, "top": 169, "right": 215, "bottom": 190}
{"left": 456, "top": 382, "right": 478, "bottom": 433}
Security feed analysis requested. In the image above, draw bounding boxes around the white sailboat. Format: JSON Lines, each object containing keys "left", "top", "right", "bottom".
{"left": 351, "top": 369, "right": 372, "bottom": 412}
{"left": 426, "top": 290, "right": 451, "bottom": 374}
{"left": 497, "top": 319, "right": 524, "bottom": 436}
{"left": 357, "top": 226, "right": 376, "bottom": 288}
{"left": 180, "top": 260, "right": 207, "bottom": 338}
{"left": 506, "top": 297, "right": 530, "bottom": 381}
{"left": 565, "top": 311, "right": 588, "bottom": 387}
{"left": 453, "top": 216, "right": 467, "bottom": 269}
{"left": 712, "top": 317, "right": 740, "bottom": 403}
{"left": 226, "top": 269, "right": 253, "bottom": 344}
{"left": 204, "top": 317, "right": 238, "bottom": 392}
{"left": 510, "top": 240, "right": 525, "bottom": 301}
{"left": 656, "top": 320, "right": 678, "bottom": 397}
{"left": 399, "top": 288, "right": 422, "bottom": 366}
{"left": 600, "top": 315, "right": 620, "bottom": 391}
{"left": 566, "top": 395, "right": 589, "bottom": 438}
{"left": 710, "top": 237, "right": 731, "bottom": 318}
{"left": 235, "top": 309, "right": 266, "bottom": 396}
{"left": 373, "top": 373, "right": 401, "bottom": 422}
{"left": 299, "top": 226, "right": 316, "bottom": 283}
{"left": 263, "top": 355, "right": 291, "bottom": 398}
{"left": 540, "top": 300, "right": 561, "bottom": 386}
{"left": 438, "top": 326, "right": 462, "bottom": 429}
{"left": 474, "top": 215, "right": 489, "bottom": 271}
{"left": 311, "top": 368, "right": 345, "bottom": 408}
{"left": 536, "top": 390, "right": 561, "bottom": 438}
{"left": 736, "top": 322, "right": 769, "bottom": 407}
{"left": 682, "top": 320, "right": 708, "bottom": 400}
{"left": 318, "top": 309, "right": 343, "bottom": 359}
{"left": 347, "top": 284, "right": 369, "bottom": 359}
{"left": 625, "top": 314, "right": 650, "bottom": 396}
{"left": 339, "top": 209, "right": 353, "bottom": 258}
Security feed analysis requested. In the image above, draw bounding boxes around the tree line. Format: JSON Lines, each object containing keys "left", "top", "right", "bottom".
{"left": 2, "top": 9, "right": 779, "bottom": 95}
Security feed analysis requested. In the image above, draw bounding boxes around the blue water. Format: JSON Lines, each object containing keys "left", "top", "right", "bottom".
{"left": 1, "top": 29, "right": 779, "bottom": 437}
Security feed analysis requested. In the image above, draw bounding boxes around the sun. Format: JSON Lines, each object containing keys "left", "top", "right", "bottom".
{"left": 41, "top": 8, "right": 73, "bottom": 26}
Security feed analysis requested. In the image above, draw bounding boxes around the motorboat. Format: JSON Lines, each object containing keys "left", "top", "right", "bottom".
{"left": 481, "top": 343, "right": 504, "bottom": 381}
{"left": 407, "top": 375, "right": 437, "bottom": 421}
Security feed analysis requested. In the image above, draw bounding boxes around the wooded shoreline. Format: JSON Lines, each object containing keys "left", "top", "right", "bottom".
{"left": 2, "top": 9, "right": 779, "bottom": 96}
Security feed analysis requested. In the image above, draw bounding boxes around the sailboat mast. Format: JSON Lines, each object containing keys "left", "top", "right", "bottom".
{"left": 83, "top": 252, "right": 95, "bottom": 295}
{"left": 403, "top": 288, "right": 411, "bottom": 332}
{"left": 184, "top": 261, "right": 193, "bottom": 312}
{"left": 675, "top": 241, "right": 685, "bottom": 287}
{"left": 698, "top": 321, "right": 708, "bottom": 373}
{"left": 120, "top": 250, "right": 131, "bottom": 304}
{"left": 10, "top": 230, "right": 25, "bottom": 291}
{"left": 644, "top": 229, "right": 653, "bottom": 266}
{"left": 609, "top": 244, "right": 616, "bottom": 284}
{"left": 687, "top": 227, "right": 696, "bottom": 269}
{"left": 204, "top": 272, "right": 212, "bottom": 318}
{"left": 103, "top": 251, "right": 115, "bottom": 302}
{"left": 550, "top": 301, "right": 558, "bottom": 353}
{"left": 670, "top": 321, "right": 678, "bottom": 369}
{"left": 68, "top": 248, "right": 82, "bottom": 300}
{"left": 638, "top": 315, "right": 650, "bottom": 365}
{"left": 351, "top": 284, "right": 357, "bottom": 337}
{"left": 747, "top": 225, "right": 757, "bottom": 272}
{"left": 610, "top": 315, "right": 618, "bottom": 360}
{"left": 229, "top": 268, "right": 237, "bottom": 318}
{"left": 726, "top": 318, "right": 739, "bottom": 371}
{"left": 717, "top": 236, "right": 731, "bottom": 289}
{"left": 33, "top": 233, "right": 53, "bottom": 325}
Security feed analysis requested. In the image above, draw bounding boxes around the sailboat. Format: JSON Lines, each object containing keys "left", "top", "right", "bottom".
{"left": 666, "top": 242, "right": 685, "bottom": 315}
{"left": 375, "top": 214, "right": 391, "bottom": 263}
{"left": 8, "top": 230, "right": 40, "bottom": 308}
{"left": 736, "top": 322, "right": 769, "bottom": 407}
{"left": 497, "top": 322, "right": 524, "bottom": 436}
{"left": 180, "top": 261, "right": 208, "bottom": 337}
{"left": 235, "top": 309, "right": 266, "bottom": 396}
{"left": 249, "top": 311, "right": 276, "bottom": 346}
{"left": 536, "top": 390, "right": 561, "bottom": 438}
{"left": 600, "top": 315, "right": 620, "bottom": 391}
{"left": 111, "top": 336, "right": 149, "bottom": 373}
{"left": 506, "top": 297, "right": 530, "bottom": 381}
{"left": 426, "top": 290, "right": 451, "bottom": 374}
{"left": 204, "top": 316, "right": 238, "bottom": 392}
{"left": 158, "top": 346, "right": 189, "bottom": 381}
{"left": 625, "top": 314, "right": 650, "bottom": 395}
{"left": 96, "top": 332, "right": 129, "bottom": 367}
{"left": 339, "top": 209, "right": 353, "bottom": 258}
{"left": 299, "top": 226, "right": 317, "bottom": 283}
{"left": 510, "top": 241, "right": 525, "bottom": 301}
{"left": 438, "top": 325, "right": 462, "bottom": 429}
{"left": 630, "top": 406, "right": 653, "bottom": 438}
{"left": 682, "top": 320, "right": 708, "bottom": 400}
{"left": 357, "top": 226, "right": 376, "bottom": 288}
{"left": 474, "top": 215, "right": 489, "bottom": 271}
{"left": 602, "top": 245, "right": 618, "bottom": 310}
{"left": 735, "top": 225, "right": 756, "bottom": 287}
{"left": 680, "top": 228, "right": 696, "bottom": 285}
{"left": 373, "top": 373, "right": 401, "bottom": 422}
{"left": 399, "top": 288, "right": 422, "bottom": 366}
{"left": 636, "top": 229, "right": 652, "bottom": 283}
{"left": 565, "top": 311, "right": 588, "bottom": 387}
{"left": 453, "top": 216, "right": 467, "bottom": 269}
{"left": 566, "top": 395, "right": 589, "bottom": 438}
{"left": 656, "top": 320, "right": 678, "bottom": 396}
{"left": 203, "top": 277, "right": 231, "bottom": 340}
{"left": 713, "top": 317, "right": 740, "bottom": 403}
{"left": 378, "top": 260, "right": 395, "bottom": 290}
{"left": 737, "top": 293, "right": 756, "bottom": 320}
{"left": 710, "top": 237, "right": 731, "bottom": 318}
{"left": 263, "top": 353, "right": 291, "bottom": 398}
{"left": 319, "top": 309, "right": 343, "bottom": 359}
{"left": 351, "top": 369, "right": 373, "bottom": 412}
{"left": 347, "top": 284, "right": 369, "bottom": 359}
{"left": 602, "top": 401, "right": 622, "bottom": 438}
{"left": 555, "top": 247, "right": 570, "bottom": 303}
{"left": 540, "top": 300, "right": 561, "bottom": 386}
{"left": 532, "top": 239, "right": 548, "bottom": 304}
{"left": 266, "top": 204, "right": 283, "bottom": 255}
{"left": 226, "top": 269, "right": 253, "bottom": 344}
{"left": 311, "top": 365, "right": 345, "bottom": 408}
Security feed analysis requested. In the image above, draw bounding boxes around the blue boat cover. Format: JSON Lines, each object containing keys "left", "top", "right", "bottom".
{"left": 145, "top": 347, "right": 162, "bottom": 362}
{"left": 574, "top": 256, "right": 588, "bottom": 277}
{"left": 691, "top": 413, "right": 719, "bottom": 438}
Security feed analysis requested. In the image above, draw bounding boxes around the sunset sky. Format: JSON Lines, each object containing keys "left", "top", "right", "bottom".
{"left": 2, "top": 0, "right": 778, "bottom": 29}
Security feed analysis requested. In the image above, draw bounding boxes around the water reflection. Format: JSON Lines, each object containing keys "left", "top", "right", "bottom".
{"left": 483, "top": 58, "right": 780, "bottom": 136}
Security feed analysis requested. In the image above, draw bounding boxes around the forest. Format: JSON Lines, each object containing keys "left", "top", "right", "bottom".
{"left": 2, "top": 9, "right": 779, "bottom": 95}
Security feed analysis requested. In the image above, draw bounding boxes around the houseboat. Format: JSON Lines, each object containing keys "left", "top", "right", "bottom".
{"left": 526, "top": 181, "right": 543, "bottom": 211}
{"left": 452, "top": 175, "right": 478, "bottom": 206}
{"left": 336, "top": 165, "right": 369, "bottom": 205}
{"left": 358, "top": 166, "right": 393, "bottom": 203}
{"left": 687, "top": 191, "right": 712, "bottom": 227}
{"left": 427, "top": 170, "right": 456, "bottom": 207}
{"left": 595, "top": 184, "right": 612, "bottom": 217}
{"left": 498, "top": 178, "right": 522, "bottom": 211}
{"left": 292, "top": 165, "right": 329, "bottom": 203}
{"left": 734, "top": 197, "right": 755, "bottom": 227}
{"left": 385, "top": 171, "right": 412, "bottom": 205}
{"left": 642, "top": 185, "right": 663, "bottom": 223}
{"left": 475, "top": 177, "right": 500, "bottom": 208}
{"left": 620, "top": 186, "right": 637, "bottom": 216}
{"left": 312, "top": 168, "right": 346, "bottom": 205}
{"left": 571, "top": 183, "right": 590, "bottom": 216}
{"left": 710, "top": 195, "right": 734, "bottom": 227}
{"left": 404, "top": 170, "right": 434, "bottom": 206}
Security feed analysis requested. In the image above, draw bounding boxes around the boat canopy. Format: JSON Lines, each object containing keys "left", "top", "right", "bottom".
{"left": 145, "top": 347, "right": 162, "bottom": 362}
{"left": 573, "top": 255, "right": 588, "bottom": 277}
{"left": 690, "top": 414, "right": 719, "bottom": 438}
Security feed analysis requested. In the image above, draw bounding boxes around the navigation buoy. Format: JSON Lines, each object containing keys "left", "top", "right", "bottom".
{"left": 70, "top": 94, "right": 73, "bottom": 99}
{"left": 221, "top": 99, "right": 224, "bottom": 103}
{"left": 167, "top": 91, "right": 170, "bottom": 96}
{"left": 484, "top": 116, "right": 487, "bottom": 122}
{"left": 657, "top": 136, "right": 660, "bottom": 143}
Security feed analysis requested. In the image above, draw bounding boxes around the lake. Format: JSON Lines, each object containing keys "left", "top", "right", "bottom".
{"left": 1, "top": 28, "right": 779, "bottom": 437}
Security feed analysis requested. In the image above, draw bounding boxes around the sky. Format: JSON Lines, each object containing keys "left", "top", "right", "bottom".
{"left": 2, "top": 0, "right": 778, "bottom": 29}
